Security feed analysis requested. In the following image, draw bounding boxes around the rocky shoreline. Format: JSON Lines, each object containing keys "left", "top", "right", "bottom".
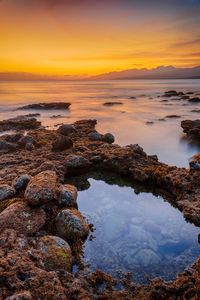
{"left": 0, "top": 115, "right": 200, "bottom": 299}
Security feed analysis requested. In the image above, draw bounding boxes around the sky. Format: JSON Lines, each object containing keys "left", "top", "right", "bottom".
{"left": 0, "top": 0, "right": 200, "bottom": 76}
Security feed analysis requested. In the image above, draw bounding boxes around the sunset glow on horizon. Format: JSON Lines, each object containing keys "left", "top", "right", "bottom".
{"left": 1, "top": 0, "right": 200, "bottom": 77}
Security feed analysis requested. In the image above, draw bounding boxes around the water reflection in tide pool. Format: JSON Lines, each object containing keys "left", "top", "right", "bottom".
{"left": 69, "top": 174, "right": 200, "bottom": 283}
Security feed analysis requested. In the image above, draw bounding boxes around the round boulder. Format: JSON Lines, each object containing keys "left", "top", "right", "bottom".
{"left": 0, "top": 184, "right": 16, "bottom": 201}
{"left": 55, "top": 208, "right": 89, "bottom": 242}
{"left": 0, "top": 202, "right": 46, "bottom": 235}
{"left": 88, "top": 131, "right": 102, "bottom": 141}
{"left": 102, "top": 133, "right": 115, "bottom": 144}
{"left": 58, "top": 184, "right": 77, "bottom": 208}
{"left": 25, "top": 171, "right": 59, "bottom": 206}
{"left": 52, "top": 135, "right": 73, "bottom": 151}
{"left": 37, "top": 235, "right": 72, "bottom": 272}
{"left": 12, "top": 174, "right": 31, "bottom": 191}
{"left": 57, "top": 124, "right": 76, "bottom": 136}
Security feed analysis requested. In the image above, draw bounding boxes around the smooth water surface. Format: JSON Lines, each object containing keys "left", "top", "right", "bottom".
{"left": 1, "top": 79, "right": 200, "bottom": 166}
{"left": 73, "top": 176, "right": 200, "bottom": 283}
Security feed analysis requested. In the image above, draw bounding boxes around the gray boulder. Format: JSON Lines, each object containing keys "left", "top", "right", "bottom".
{"left": 58, "top": 184, "right": 78, "bottom": 208}
{"left": 0, "top": 184, "right": 16, "bottom": 201}
{"left": 12, "top": 174, "right": 31, "bottom": 191}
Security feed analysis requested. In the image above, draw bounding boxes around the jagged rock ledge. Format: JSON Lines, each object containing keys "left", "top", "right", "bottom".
{"left": 17, "top": 102, "right": 71, "bottom": 110}
{"left": 0, "top": 118, "right": 200, "bottom": 299}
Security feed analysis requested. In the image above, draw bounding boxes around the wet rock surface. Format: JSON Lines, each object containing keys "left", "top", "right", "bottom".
{"left": 0, "top": 116, "right": 41, "bottom": 132}
{"left": 58, "top": 184, "right": 78, "bottom": 208}
{"left": 181, "top": 119, "right": 200, "bottom": 140}
{"left": 18, "top": 102, "right": 71, "bottom": 110}
{"left": 55, "top": 208, "right": 89, "bottom": 242}
{"left": 0, "top": 117, "right": 200, "bottom": 298}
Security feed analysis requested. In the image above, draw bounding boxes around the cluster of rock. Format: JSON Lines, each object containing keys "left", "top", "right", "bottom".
{"left": 0, "top": 132, "right": 39, "bottom": 153}
{"left": 0, "top": 170, "right": 89, "bottom": 240}
{"left": 0, "top": 117, "right": 200, "bottom": 298}
{"left": 162, "top": 90, "right": 200, "bottom": 103}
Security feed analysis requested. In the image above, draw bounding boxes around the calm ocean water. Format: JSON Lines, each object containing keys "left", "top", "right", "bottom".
{"left": 0, "top": 79, "right": 200, "bottom": 166}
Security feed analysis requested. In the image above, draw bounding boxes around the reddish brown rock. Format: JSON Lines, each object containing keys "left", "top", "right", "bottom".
{"left": 25, "top": 171, "right": 59, "bottom": 206}
{"left": 0, "top": 202, "right": 46, "bottom": 235}
{"left": 55, "top": 208, "right": 89, "bottom": 242}
{"left": 36, "top": 235, "right": 72, "bottom": 272}
{"left": 0, "top": 116, "right": 41, "bottom": 132}
{"left": 52, "top": 135, "right": 73, "bottom": 151}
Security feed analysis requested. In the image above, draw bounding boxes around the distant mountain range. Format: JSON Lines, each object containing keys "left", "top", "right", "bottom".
{"left": 1, "top": 66, "right": 200, "bottom": 81}
{"left": 88, "top": 66, "right": 200, "bottom": 80}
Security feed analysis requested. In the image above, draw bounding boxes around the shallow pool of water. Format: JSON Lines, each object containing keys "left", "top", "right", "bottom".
{"left": 70, "top": 174, "right": 200, "bottom": 283}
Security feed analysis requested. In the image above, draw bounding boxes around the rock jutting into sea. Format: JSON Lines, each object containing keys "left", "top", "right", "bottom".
{"left": 18, "top": 102, "right": 71, "bottom": 110}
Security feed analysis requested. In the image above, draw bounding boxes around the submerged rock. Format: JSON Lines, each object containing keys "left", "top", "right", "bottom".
{"left": 188, "top": 97, "right": 200, "bottom": 103}
{"left": 55, "top": 208, "right": 89, "bottom": 242}
{"left": 0, "top": 184, "right": 16, "bottom": 201}
{"left": 25, "top": 171, "right": 59, "bottom": 206}
{"left": 163, "top": 90, "right": 184, "bottom": 97}
{"left": 103, "top": 102, "right": 123, "bottom": 106}
{"left": 166, "top": 115, "right": 181, "bottom": 118}
{"left": 0, "top": 202, "right": 46, "bottom": 235}
{"left": 12, "top": 174, "right": 31, "bottom": 191}
{"left": 36, "top": 235, "right": 72, "bottom": 272}
{"left": 18, "top": 102, "right": 71, "bottom": 110}
{"left": 58, "top": 184, "right": 78, "bottom": 208}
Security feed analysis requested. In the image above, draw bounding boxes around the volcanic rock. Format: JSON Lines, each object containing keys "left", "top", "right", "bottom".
{"left": 0, "top": 184, "right": 16, "bottom": 201}
{"left": 18, "top": 102, "right": 71, "bottom": 110}
{"left": 55, "top": 208, "right": 89, "bottom": 242}
{"left": 36, "top": 235, "right": 72, "bottom": 272}
{"left": 25, "top": 171, "right": 59, "bottom": 206}
{"left": 0, "top": 202, "right": 46, "bottom": 235}
{"left": 58, "top": 184, "right": 78, "bottom": 208}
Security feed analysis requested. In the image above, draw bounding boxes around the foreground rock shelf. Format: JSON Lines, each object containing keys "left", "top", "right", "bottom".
{"left": 0, "top": 117, "right": 200, "bottom": 299}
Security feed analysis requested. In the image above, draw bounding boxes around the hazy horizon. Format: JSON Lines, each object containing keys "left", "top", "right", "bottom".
{"left": 1, "top": 0, "right": 200, "bottom": 76}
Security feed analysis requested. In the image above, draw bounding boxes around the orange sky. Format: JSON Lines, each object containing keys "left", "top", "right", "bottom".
{"left": 0, "top": 0, "right": 200, "bottom": 76}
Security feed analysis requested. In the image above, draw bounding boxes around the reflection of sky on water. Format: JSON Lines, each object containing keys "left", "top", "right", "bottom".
{"left": 77, "top": 178, "right": 200, "bottom": 283}
{"left": 1, "top": 79, "right": 200, "bottom": 166}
